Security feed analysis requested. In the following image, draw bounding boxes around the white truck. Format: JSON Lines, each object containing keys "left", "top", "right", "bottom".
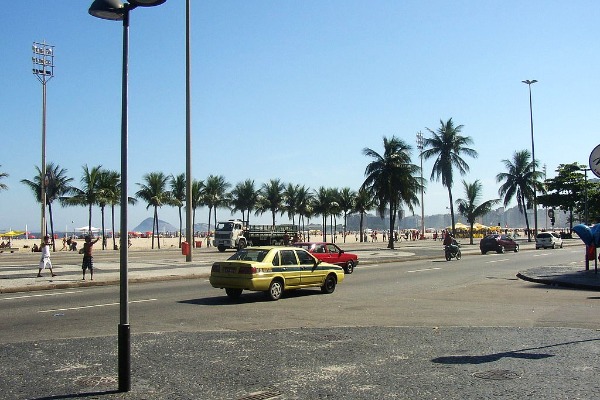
{"left": 213, "top": 219, "right": 298, "bottom": 252}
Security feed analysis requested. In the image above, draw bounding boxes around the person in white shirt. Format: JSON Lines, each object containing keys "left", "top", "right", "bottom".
{"left": 37, "top": 235, "right": 57, "bottom": 278}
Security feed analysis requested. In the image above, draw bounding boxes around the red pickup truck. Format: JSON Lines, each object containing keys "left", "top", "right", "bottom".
{"left": 292, "top": 242, "right": 358, "bottom": 274}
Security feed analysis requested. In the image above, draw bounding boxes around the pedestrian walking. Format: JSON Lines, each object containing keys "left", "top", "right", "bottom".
{"left": 82, "top": 235, "right": 100, "bottom": 280}
{"left": 37, "top": 235, "right": 56, "bottom": 277}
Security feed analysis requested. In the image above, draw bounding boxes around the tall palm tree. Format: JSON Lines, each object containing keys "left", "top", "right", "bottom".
{"left": 496, "top": 150, "right": 544, "bottom": 241}
{"left": 169, "top": 173, "right": 186, "bottom": 248}
{"left": 283, "top": 183, "right": 302, "bottom": 226}
{"left": 421, "top": 118, "right": 478, "bottom": 236}
{"left": 295, "top": 185, "right": 313, "bottom": 240}
{"left": 362, "top": 136, "right": 421, "bottom": 249}
{"left": 230, "top": 179, "right": 258, "bottom": 224}
{"left": 329, "top": 188, "right": 341, "bottom": 242}
{"left": 202, "top": 175, "right": 230, "bottom": 233}
{"left": 337, "top": 187, "right": 356, "bottom": 243}
{"left": 0, "top": 165, "right": 8, "bottom": 192}
{"left": 65, "top": 165, "right": 103, "bottom": 236}
{"left": 312, "top": 186, "right": 334, "bottom": 242}
{"left": 190, "top": 179, "right": 205, "bottom": 239}
{"left": 135, "top": 172, "right": 170, "bottom": 249}
{"left": 99, "top": 170, "right": 134, "bottom": 250}
{"left": 96, "top": 169, "right": 120, "bottom": 250}
{"left": 255, "top": 179, "right": 284, "bottom": 227}
{"left": 354, "top": 187, "right": 376, "bottom": 242}
{"left": 21, "top": 163, "right": 74, "bottom": 250}
{"left": 455, "top": 180, "right": 499, "bottom": 245}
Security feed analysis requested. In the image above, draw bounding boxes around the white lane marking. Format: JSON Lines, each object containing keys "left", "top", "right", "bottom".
{"left": 407, "top": 267, "right": 442, "bottom": 273}
{"left": 486, "top": 259, "right": 509, "bottom": 263}
{"left": 39, "top": 298, "right": 157, "bottom": 313}
{"left": 1, "top": 290, "right": 85, "bottom": 301}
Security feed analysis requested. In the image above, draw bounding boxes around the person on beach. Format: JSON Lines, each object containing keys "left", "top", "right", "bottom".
{"left": 37, "top": 235, "right": 56, "bottom": 277}
{"left": 82, "top": 235, "right": 99, "bottom": 280}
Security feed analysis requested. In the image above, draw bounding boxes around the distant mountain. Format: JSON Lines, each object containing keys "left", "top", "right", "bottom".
{"left": 132, "top": 218, "right": 177, "bottom": 233}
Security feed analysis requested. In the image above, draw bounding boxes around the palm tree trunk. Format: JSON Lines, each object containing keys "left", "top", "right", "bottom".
{"left": 178, "top": 206, "right": 182, "bottom": 248}
{"left": 88, "top": 203, "right": 93, "bottom": 233}
{"left": 388, "top": 204, "right": 395, "bottom": 249}
{"left": 447, "top": 186, "right": 456, "bottom": 236}
{"left": 155, "top": 207, "right": 161, "bottom": 249}
{"left": 359, "top": 212, "right": 365, "bottom": 242}
{"left": 101, "top": 205, "right": 106, "bottom": 250}
{"left": 48, "top": 202, "right": 56, "bottom": 251}
{"left": 111, "top": 204, "right": 117, "bottom": 250}
{"left": 521, "top": 193, "right": 531, "bottom": 242}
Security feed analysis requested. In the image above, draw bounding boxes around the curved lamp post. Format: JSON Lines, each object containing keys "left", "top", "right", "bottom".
{"left": 88, "top": 0, "right": 166, "bottom": 392}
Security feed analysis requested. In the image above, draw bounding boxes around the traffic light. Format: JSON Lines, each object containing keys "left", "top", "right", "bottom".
{"left": 550, "top": 217, "right": 555, "bottom": 226}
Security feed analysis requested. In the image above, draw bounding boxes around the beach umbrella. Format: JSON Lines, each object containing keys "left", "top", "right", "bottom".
{"left": 1, "top": 230, "right": 26, "bottom": 237}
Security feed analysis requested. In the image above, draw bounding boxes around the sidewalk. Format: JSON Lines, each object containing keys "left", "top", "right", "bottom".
{"left": 1, "top": 238, "right": 598, "bottom": 293}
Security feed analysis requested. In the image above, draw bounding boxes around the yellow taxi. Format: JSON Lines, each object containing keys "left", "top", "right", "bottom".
{"left": 209, "top": 246, "right": 345, "bottom": 300}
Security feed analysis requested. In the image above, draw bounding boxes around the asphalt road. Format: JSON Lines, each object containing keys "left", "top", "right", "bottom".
{"left": 1, "top": 243, "right": 599, "bottom": 399}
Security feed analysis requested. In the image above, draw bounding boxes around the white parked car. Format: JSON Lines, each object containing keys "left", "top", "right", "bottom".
{"left": 536, "top": 232, "right": 563, "bottom": 249}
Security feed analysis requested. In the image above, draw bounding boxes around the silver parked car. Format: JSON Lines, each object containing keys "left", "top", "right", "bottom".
{"left": 536, "top": 232, "right": 563, "bottom": 249}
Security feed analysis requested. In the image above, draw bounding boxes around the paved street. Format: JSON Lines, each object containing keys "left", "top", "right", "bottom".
{"left": 1, "top": 238, "right": 599, "bottom": 399}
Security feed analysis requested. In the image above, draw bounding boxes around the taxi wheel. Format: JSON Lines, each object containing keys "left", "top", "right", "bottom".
{"left": 225, "top": 288, "right": 242, "bottom": 298}
{"left": 321, "top": 274, "right": 337, "bottom": 294}
{"left": 266, "top": 279, "right": 284, "bottom": 301}
{"left": 345, "top": 261, "right": 355, "bottom": 274}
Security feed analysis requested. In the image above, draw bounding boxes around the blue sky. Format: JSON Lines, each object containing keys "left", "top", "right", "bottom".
{"left": 1, "top": 1, "right": 598, "bottom": 233}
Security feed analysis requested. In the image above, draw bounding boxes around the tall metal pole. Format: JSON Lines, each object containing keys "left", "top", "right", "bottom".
{"left": 88, "top": 0, "right": 166, "bottom": 392}
{"left": 118, "top": 7, "right": 131, "bottom": 392}
{"left": 416, "top": 131, "right": 424, "bottom": 238}
{"left": 185, "top": 0, "right": 193, "bottom": 261}
{"left": 32, "top": 41, "right": 54, "bottom": 242}
{"left": 523, "top": 79, "right": 538, "bottom": 240}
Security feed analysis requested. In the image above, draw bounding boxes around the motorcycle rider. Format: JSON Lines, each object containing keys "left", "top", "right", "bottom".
{"left": 443, "top": 230, "right": 459, "bottom": 255}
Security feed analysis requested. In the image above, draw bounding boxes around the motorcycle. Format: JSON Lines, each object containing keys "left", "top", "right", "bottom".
{"left": 444, "top": 241, "right": 461, "bottom": 261}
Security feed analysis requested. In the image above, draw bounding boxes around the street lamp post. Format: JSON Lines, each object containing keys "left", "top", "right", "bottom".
{"left": 32, "top": 41, "right": 55, "bottom": 242}
{"left": 416, "top": 131, "right": 424, "bottom": 238}
{"left": 580, "top": 166, "right": 590, "bottom": 225}
{"left": 522, "top": 79, "right": 538, "bottom": 240}
{"left": 88, "top": 0, "right": 166, "bottom": 392}
{"left": 185, "top": 0, "right": 193, "bottom": 262}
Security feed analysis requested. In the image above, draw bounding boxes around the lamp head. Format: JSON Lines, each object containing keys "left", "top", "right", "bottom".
{"left": 128, "top": 0, "right": 167, "bottom": 5}
{"left": 89, "top": 0, "right": 125, "bottom": 20}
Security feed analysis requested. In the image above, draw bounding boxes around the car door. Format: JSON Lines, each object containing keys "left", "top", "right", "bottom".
{"left": 297, "top": 249, "right": 325, "bottom": 286}
{"left": 277, "top": 250, "right": 301, "bottom": 287}
{"left": 324, "top": 243, "right": 343, "bottom": 266}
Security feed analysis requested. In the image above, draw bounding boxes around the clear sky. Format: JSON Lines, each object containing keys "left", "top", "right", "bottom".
{"left": 1, "top": 1, "right": 598, "bottom": 233}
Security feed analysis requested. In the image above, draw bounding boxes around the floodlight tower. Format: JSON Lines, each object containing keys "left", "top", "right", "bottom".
{"left": 32, "top": 41, "right": 55, "bottom": 241}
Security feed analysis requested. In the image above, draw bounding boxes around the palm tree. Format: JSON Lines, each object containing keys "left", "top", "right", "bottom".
{"left": 96, "top": 169, "right": 120, "bottom": 250}
{"left": 295, "top": 185, "right": 313, "bottom": 240}
{"left": 354, "top": 187, "right": 376, "bottom": 242}
{"left": 99, "top": 170, "right": 134, "bottom": 250}
{"left": 0, "top": 165, "right": 8, "bottom": 192}
{"left": 65, "top": 165, "right": 103, "bottom": 236}
{"left": 496, "top": 150, "right": 544, "bottom": 241}
{"left": 362, "top": 136, "right": 421, "bottom": 249}
{"left": 202, "top": 175, "right": 230, "bottom": 233}
{"left": 337, "top": 187, "right": 356, "bottom": 243}
{"left": 455, "top": 180, "right": 499, "bottom": 245}
{"left": 421, "top": 118, "right": 478, "bottom": 236}
{"left": 230, "top": 179, "right": 258, "bottom": 224}
{"left": 312, "top": 186, "right": 334, "bottom": 242}
{"left": 21, "top": 163, "right": 74, "bottom": 251}
{"left": 169, "top": 173, "right": 186, "bottom": 248}
{"left": 283, "top": 183, "right": 302, "bottom": 226}
{"left": 135, "top": 172, "right": 170, "bottom": 249}
{"left": 255, "top": 179, "right": 284, "bottom": 227}
{"left": 190, "top": 179, "right": 205, "bottom": 240}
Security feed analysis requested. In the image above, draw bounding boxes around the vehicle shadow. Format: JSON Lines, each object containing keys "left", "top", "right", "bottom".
{"left": 179, "top": 288, "right": 323, "bottom": 306}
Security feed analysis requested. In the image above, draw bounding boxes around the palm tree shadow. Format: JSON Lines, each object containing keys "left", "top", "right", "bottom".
{"left": 432, "top": 337, "right": 600, "bottom": 365}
